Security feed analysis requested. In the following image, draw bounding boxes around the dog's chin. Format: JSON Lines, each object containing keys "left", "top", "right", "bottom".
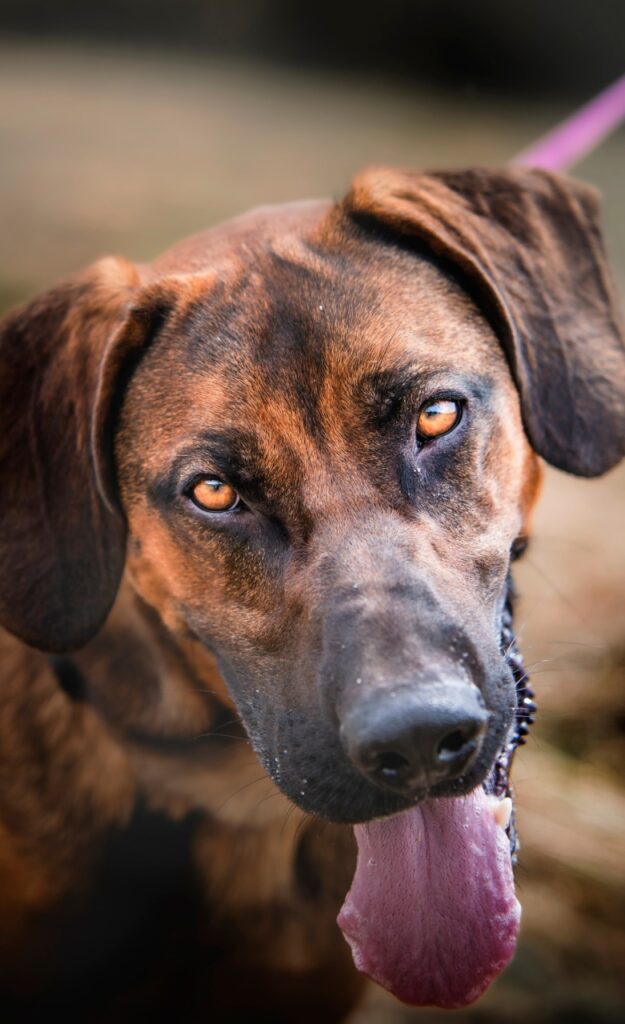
{"left": 281, "top": 771, "right": 413, "bottom": 824}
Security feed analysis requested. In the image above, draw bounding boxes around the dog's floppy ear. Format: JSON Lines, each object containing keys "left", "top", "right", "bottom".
{"left": 0, "top": 257, "right": 148, "bottom": 652}
{"left": 343, "top": 166, "right": 625, "bottom": 476}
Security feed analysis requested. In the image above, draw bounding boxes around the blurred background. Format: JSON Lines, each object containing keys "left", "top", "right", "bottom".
{"left": 1, "top": 2, "right": 624, "bottom": 1021}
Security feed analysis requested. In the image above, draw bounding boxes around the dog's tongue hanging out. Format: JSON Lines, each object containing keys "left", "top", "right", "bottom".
{"left": 337, "top": 787, "right": 520, "bottom": 1008}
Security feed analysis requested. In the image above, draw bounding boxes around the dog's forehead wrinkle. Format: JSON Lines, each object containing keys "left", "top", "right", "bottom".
{"left": 154, "top": 231, "right": 514, "bottom": 417}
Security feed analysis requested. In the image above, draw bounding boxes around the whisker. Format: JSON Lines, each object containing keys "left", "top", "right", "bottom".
{"left": 293, "top": 813, "right": 309, "bottom": 846}
{"left": 280, "top": 801, "right": 298, "bottom": 837}
{"left": 544, "top": 638, "right": 608, "bottom": 650}
{"left": 523, "top": 555, "right": 592, "bottom": 627}
{"left": 194, "top": 730, "right": 250, "bottom": 742}
{"left": 214, "top": 775, "right": 270, "bottom": 815}
{"left": 252, "top": 789, "right": 285, "bottom": 813}
{"left": 529, "top": 532, "right": 598, "bottom": 553}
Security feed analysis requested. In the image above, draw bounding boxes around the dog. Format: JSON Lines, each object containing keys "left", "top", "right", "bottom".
{"left": 1, "top": 165, "right": 624, "bottom": 1022}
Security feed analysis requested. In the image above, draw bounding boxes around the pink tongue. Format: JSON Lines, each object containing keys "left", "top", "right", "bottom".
{"left": 337, "top": 787, "right": 520, "bottom": 1009}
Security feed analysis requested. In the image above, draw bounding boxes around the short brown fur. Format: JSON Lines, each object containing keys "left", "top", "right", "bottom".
{"left": 0, "top": 166, "right": 624, "bottom": 1021}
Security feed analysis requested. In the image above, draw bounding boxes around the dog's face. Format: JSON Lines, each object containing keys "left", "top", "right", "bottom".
{"left": 115, "top": 215, "right": 539, "bottom": 822}
{"left": 1, "top": 166, "right": 624, "bottom": 829}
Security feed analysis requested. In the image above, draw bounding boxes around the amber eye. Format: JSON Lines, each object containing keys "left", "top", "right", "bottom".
{"left": 190, "top": 478, "right": 240, "bottom": 513}
{"left": 416, "top": 398, "right": 462, "bottom": 441}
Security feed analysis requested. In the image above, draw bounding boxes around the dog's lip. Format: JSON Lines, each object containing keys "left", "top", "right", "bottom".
{"left": 276, "top": 750, "right": 515, "bottom": 830}
{"left": 349, "top": 779, "right": 515, "bottom": 835}
{"left": 375, "top": 786, "right": 513, "bottom": 831}
{"left": 260, "top": 712, "right": 514, "bottom": 826}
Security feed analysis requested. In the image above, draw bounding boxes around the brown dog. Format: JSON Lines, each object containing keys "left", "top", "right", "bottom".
{"left": 0, "top": 166, "right": 624, "bottom": 1021}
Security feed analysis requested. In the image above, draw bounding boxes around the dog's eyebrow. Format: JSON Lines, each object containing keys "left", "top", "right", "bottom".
{"left": 149, "top": 430, "right": 268, "bottom": 508}
{"left": 356, "top": 365, "right": 495, "bottom": 424}
{"left": 355, "top": 366, "right": 426, "bottom": 422}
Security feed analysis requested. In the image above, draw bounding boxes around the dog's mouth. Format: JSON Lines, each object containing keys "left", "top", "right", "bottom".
{"left": 337, "top": 591, "right": 536, "bottom": 1009}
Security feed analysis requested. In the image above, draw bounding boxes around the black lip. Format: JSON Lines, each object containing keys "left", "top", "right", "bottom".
{"left": 261, "top": 708, "right": 520, "bottom": 827}
{"left": 483, "top": 589, "right": 536, "bottom": 859}
{"left": 259, "top": 661, "right": 516, "bottom": 824}
{"left": 248, "top": 665, "right": 519, "bottom": 825}
{"left": 241, "top": 584, "right": 534, "bottom": 834}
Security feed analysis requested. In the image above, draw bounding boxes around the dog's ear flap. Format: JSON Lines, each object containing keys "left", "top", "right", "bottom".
{"left": 344, "top": 166, "right": 625, "bottom": 476}
{"left": 0, "top": 257, "right": 146, "bottom": 652}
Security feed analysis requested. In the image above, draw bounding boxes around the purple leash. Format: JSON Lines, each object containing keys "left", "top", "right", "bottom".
{"left": 513, "top": 73, "right": 625, "bottom": 172}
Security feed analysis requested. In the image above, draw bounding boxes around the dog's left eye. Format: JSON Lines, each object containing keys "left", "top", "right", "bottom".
{"left": 416, "top": 399, "right": 462, "bottom": 441}
{"left": 189, "top": 478, "right": 241, "bottom": 513}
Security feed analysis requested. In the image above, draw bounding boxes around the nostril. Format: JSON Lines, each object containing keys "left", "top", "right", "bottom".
{"left": 374, "top": 750, "right": 411, "bottom": 779}
{"left": 341, "top": 687, "right": 488, "bottom": 793}
{"left": 438, "top": 728, "right": 468, "bottom": 755}
{"left": 436, "top": 724, "right": 479, "bottom": 763}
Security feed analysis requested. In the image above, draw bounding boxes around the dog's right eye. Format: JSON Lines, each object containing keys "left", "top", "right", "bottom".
{"left": 189, "top": 478, "right": 241, "bottom": 513}
{"left": 416, "top": 398, "right": 462, "bottom": 441}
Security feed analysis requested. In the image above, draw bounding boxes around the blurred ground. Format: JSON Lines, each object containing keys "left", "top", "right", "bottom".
{"left": 1, "top": 36, "right": 624, "bottom": 1024}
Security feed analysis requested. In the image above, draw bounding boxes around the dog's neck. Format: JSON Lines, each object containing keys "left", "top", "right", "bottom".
{"left": 70, "top": 580, "right": 234, "bottom": 742}
{"left": 65, "top": 580, "right": 305, "bottom": 829}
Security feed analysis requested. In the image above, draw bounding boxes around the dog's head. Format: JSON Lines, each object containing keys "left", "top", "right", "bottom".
{"left": 1, "top": 166, "right": 624, "bottom": 1005}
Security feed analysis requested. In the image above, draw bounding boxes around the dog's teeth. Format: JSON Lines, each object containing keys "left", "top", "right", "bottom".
{"left": 493, "top": 797, "right": 512, "bottom": 830}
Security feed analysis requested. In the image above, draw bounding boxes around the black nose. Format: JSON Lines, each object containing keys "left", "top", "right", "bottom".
{"left": 340, "top": 684, "right": 488, "bottom": 793}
